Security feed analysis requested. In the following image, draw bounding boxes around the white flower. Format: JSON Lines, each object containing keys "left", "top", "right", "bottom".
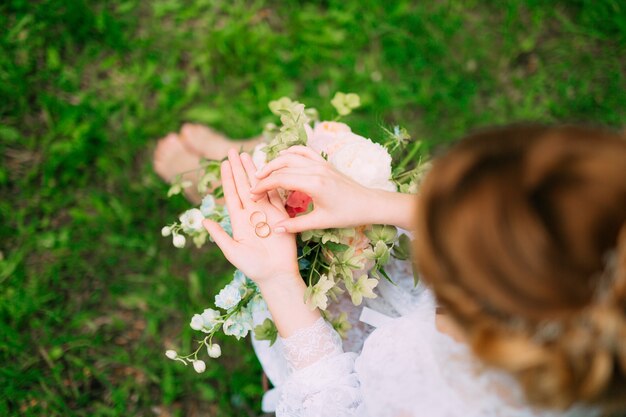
{"left": 179, "top": 208, "right": 205, "bottom": 232}
{"left": 330, "top": 140, "right": 396, "bottom": 192}
{"left": 215, "top": 283, "right": 243, "bottom": 310}
{"left": 232, "top": 270, "right": 250, "bottom": 286}
{"left": 219, "top": 217, "right": 232, "bottom": 236}
{"left": 345, "top": 274, "right": 378, "bottom": 306}
{"left": 172, "top": 234, "right": 186, "bottom": 248}
{"left": 207, "top": 343, "right": 222, "bottom": 358}
{"left": 190, "top": 314, "right": 204, "bottom": 331}
{"left": 223, "top": 310, "right": 252, "bottom": 339}
{"left": 165, "top": 350, "right": 177, "bottom": 359}
{"left": 192, "top": 360, "right": 206, "bottom": 373}
{"left": 161, "top": 226, "right": 172, "bottom": 237}
{"left": 200, "top": 195, "right": 216, "bottom": 216}
{"left": 252, "top": 143, "right": 268, "bottom": 170}
{"left": 190, "top": 308, "right": 221, "bottom": 333}
{"left": 304, "top": 275, "right": 335, "bottom": 310}
{"left": 247, "top": 295, "right": 268, "bottom": 315}
{"left": 305, "top": 121, "right": 362, "bottom": 157}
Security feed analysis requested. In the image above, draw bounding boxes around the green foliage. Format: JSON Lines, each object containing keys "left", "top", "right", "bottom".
{"left": 331, "top": 92, "right": 361, "bottom": 117}
{"left": 253, "top": 319, "right": 278, "bottom": 347}
{"left": 0, "top": 0, "right": 624, "bottom": 415}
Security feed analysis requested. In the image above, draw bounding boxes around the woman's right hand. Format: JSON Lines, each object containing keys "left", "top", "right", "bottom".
{"left": 251, "top": 145, "right": 419, "bottom": 232}
{"left": 250, "top": 146, "right": 381, "bottom": 233}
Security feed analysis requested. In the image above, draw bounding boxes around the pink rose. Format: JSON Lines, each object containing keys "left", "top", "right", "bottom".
{"left": 305, "top": 121, "right": 363, "bottom": 157}
{"left": 285, "top": 191, "right": 313, "bottom": 218}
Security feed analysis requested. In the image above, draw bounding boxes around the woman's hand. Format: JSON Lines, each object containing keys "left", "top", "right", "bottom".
{"left": 250, "top": 146, "right": 418, "bottom": 232}
{"left": 203, "top": 149, "right": 299, "bottom": 285}
{"left": 250, "top": 146, "right": 379, "bottom": 232}
{"left": 204, "top": 149, "right": 321, "bottom": 338}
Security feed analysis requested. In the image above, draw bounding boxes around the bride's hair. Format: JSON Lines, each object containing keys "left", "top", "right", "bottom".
{"left": 414, "top": 125, "right": 626, "bottom": 410}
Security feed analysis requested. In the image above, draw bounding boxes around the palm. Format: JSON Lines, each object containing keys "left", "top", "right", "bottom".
{"left": 205, "top": 150, "right": 299, "bottom": 284}
{"left": 231, "top": 201, "right": 297, "bottom": 282}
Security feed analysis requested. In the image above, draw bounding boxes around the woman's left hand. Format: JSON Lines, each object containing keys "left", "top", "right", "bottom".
{"left": 203, "top": 149, "right": 299, "bottom": 285}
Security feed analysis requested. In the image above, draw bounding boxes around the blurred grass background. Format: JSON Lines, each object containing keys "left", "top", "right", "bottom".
{"left": 0, "top": 0, "right": 624, "bottom": 416}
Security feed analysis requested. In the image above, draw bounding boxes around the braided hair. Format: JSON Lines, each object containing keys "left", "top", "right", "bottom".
{"left": 414, "top": 125, "right": 626, "bottom": 411}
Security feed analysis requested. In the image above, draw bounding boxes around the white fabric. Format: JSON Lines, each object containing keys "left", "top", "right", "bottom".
{"left": 252, "top": 257, "right": 600, "bottom": 417}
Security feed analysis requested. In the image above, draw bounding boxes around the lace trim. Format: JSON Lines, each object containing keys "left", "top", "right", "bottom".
{"left": 280, "top": 317, "right": 343, "bottom": 370}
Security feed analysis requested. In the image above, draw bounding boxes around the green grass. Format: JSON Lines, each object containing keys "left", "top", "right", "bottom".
{"left": 1, "top": 0, "right": 624, "bottom": 416}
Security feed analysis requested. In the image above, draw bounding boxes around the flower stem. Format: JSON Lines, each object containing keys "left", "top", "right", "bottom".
{"left": 397, "top": 141, "right": 422, "bottom": 172}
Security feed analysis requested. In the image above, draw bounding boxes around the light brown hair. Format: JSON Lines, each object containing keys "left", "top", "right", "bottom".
{"left": 414, "top": 125, "right": 626, "bottom": 410}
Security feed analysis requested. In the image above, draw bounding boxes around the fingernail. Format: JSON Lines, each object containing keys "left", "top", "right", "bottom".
{"left": 274, "top": 226, "right": 286, "bottom": 233}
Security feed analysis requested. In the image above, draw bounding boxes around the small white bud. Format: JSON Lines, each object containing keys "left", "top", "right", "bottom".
{"left": 192, "top": 360, "right": 206, "bottom": 373}
{"left": 161, "top": 226, "right": 172, "bottom": 237}
{"left": 165, "top": 350, "right": 177, "bottom": 359}
{"left": 172, "top": 234, "right": 186, "bottom": 248}
{"left": 207, "top": 344, "right": 221, "bottom": 358}
{"left": 190, "top": 314, "right": 204, "bottom": 331}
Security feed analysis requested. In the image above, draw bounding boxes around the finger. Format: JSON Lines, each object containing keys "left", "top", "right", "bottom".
{"left": 203, "top": 219, "right": 239, "bottom": 260}
{"left": 241, "top": 152, "right": 270, "bottom": 203}
{"left": 221, "top": 160, "right": 243, "bottom": 211}
{"left": 240, "top": 152, "right": 263, "bottom": 189}
{"left": 273, "top": 211, "right": 322, "bottom": 234}
{"left": 250, "top": 171, "right": 316, "bottom": 200}
{"left": 227, "top": 149, "right": 252, "bottom": 206}
{"left": 268, "top": 189, "right": 286, "bottom": 211}
{"left": 255, "top": 153, "right": 314, "bottom": 179}
{"left": 280, "top": 145, "right": 326, "bottom": 162}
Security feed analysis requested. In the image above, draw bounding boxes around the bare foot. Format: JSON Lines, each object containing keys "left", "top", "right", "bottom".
{"left": 153, "top": 133, "right": 203, "bottom": 204}
{"left": 179, "top": 123, "right": 263, "bottom": 160}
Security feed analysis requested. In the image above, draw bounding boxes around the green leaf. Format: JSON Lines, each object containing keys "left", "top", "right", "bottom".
{"left": 377, "top": 266, "right": 394, "bottom": 284}
{"left": 254, "top": 318, "right": 278, "bottom": 346}
{"left": 412, "top": 262, "right": 421, "bottom": 287}
{"left": 392, "top": 234, "right": 412, "bottom": 260}
{"left": 324, "top": 242, "right": 349, "bottom": 252}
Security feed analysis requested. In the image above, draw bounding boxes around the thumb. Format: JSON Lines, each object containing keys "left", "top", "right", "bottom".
{"left": 203, "top": 219, "right": 238, "bottom": 256}
{"left": 273, "top": 212, "right": 321, "bottom": 234}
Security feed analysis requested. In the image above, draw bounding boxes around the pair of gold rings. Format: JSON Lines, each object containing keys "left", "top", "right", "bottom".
{"left": 249, "top": 211, "right": 271, "bottom": 238}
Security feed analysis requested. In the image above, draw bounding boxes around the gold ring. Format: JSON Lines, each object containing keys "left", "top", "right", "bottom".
{"left": 254, "top": 222, "right": 271, "bottom": 238}
{"left": 249, "top": 211, "right": 267, "bottom": 226}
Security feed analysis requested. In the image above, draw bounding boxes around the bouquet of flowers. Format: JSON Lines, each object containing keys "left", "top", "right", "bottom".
{"left": 162, "top": 93, "right": 429, "bottom": 372}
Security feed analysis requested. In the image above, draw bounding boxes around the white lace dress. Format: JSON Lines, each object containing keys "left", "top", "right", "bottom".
{"left": 251, "top": 258, "right": 599, "bottom": 417}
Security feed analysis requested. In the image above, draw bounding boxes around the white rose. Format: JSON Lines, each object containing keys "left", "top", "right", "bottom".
{"left": 192, "top": 360, "right": 206, "bottom": 373}
{"left": 207, "top": 343, "right": 222, "bottom": 358}
{"left": 179, "top": 208, "right": 205, "bottom": 233}
{"left": 305, "top": 121, "right": 363, "bottom": 157}
{"left": 330, "top": 140, "right": 396, "bottom": 192}
{"left": 252, "top": 143, "right": 268, "bottom": 170}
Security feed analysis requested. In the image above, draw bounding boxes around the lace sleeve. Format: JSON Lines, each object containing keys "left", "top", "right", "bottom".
{"left": 281, "top": 317, "right": 344, "bottom": 370}
{"left": 276, "top": 317, "right": 364, "bottom": 417}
